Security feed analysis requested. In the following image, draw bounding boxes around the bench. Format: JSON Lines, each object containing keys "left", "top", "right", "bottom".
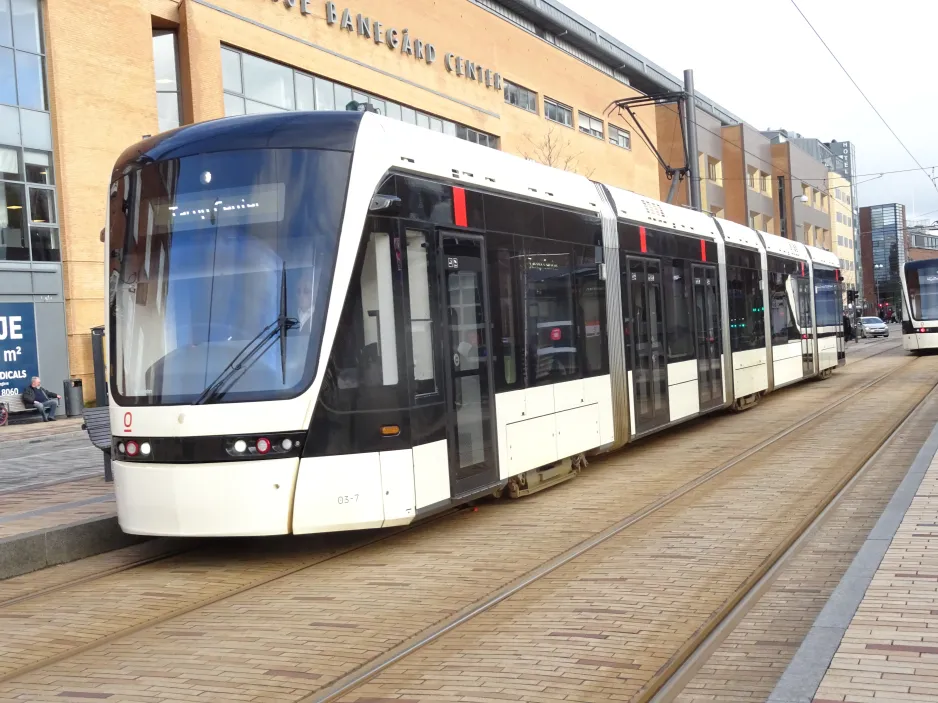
{"left": 81, "top": 406, "right": 113, "bottom": 482}
{"left": 0, "top": 393, "right": 42, "bottom": 425}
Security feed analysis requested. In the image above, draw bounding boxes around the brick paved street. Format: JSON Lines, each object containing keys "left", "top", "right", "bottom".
{"left": 812, "top": 443, "right": 938, "bottom": 703}
{"left": 0, "top": 421, "right": 104, "bottom": 492}
{"left": 0, "top": 342, "right": 920, "bottom": 702}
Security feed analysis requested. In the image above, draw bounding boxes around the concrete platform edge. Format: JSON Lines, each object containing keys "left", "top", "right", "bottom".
{"left": 0, "top": 514, "right": 148, "bottom": 580}
{"left": 767, "top": 415, "right": 938, "bottom": 703}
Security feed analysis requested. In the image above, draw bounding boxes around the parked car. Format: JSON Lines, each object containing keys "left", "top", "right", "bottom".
{"left": 859, "top": 316, "right": 889, "bottom": 338}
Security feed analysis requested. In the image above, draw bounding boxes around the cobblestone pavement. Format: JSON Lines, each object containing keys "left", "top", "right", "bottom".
{"left": 0, "top": 344, "right": 917, "bottom": 702}
{"left": 676, "top": 360, "right": 938, "bottom": 702}
{"left": 0, "top": 427, "right": 104, "bottom": 492}
{"left": 813, "top": 442, "right": 938, "bottom": 702}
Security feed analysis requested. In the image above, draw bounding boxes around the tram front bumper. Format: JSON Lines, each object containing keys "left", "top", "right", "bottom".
{"left": 113, "top": 457, "right": 299, "bottom": 536}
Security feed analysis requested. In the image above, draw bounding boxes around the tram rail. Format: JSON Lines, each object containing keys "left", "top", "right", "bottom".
{"left": 306, "top": 350, "right": 926, "bottom": 703}
{"left": 0, "top": 340, "right": 913, "bottom": 697}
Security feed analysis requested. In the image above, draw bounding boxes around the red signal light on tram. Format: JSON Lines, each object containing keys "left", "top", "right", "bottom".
{"left": 550, "top": 328, "right": 562, "bottom": 341}
{"left": 125, "top": 440, "right": 139, "bottom": 457}
{"left": 921, "top": 328, "right": 927, "bottom": 334}
{"left": 256, "top": 438, "right": 271, "bottom": 454}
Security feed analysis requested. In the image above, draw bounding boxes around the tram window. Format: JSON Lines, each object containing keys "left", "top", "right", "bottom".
{"left": 574, "top": 244, "right": 608, "bottom": 376}
{"left": 767, "top": 256, "right": 800, "bottom": 345}
{"left": 521, "top": 237, "right": 576, "bottom": 385}
{"left": 486, "top": 231, "right": 519, "bottom": 390}
{"left": 324, "top": 228, "right": 402, "bottom": 406}
{"left": 813, "top": 268, "right": 842, "bottom": 327}
{"left": 665, "top": 258, "right": 694, "bottom": 362}
{"left": 726, "top": 264, "right": 765, "bottom": 352}
{"left": 485, "top": 194, "right": 544, "bottom": 239}
{"left": 405, "top": 230, "right": 437, "bottom": 396}
{"left": 908, "top": 265, "right": 938, "bottom": 321}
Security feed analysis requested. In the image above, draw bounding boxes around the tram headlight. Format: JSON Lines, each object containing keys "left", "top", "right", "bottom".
{"left": 117, "top": 442, "right": 125, "bottom": 454}
{"left": 139, "top": 442, "right": 151, "bottom": 456}
{"left": 233, "top": 439, "right": 247, "bottom": 453}
{"left": 281, "top": 438, "right": 293, "bottom": 451}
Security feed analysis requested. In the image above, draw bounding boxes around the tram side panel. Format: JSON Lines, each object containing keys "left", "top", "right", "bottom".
{"left": 296, "top": 169, "right": 618, "bottom": 533}
{"left": 724, "top": 244, "right": 769, "bottom": 402}
{"left": 767, "top": 255, "right": 810, "bottom": 388}
{"left": 614, "top": 222, "right": 726, "bottom": 438}
{"left": 812, "top": 266, "right": 844, "bottom": 372}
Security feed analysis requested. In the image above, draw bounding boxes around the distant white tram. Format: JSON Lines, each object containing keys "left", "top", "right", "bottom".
{"left": 901, "top": 259, "right": 938, "bottom": 351}
{"left": 105, "top": 111, "right": 844, "bottom": 537}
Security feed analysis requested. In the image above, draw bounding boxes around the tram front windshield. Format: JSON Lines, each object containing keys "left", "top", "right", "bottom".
{"left": 907, "top": 262, "right": 938, "bottom": 322}
{"left": 107, "top": 147, "right": 351, "bottom": 405}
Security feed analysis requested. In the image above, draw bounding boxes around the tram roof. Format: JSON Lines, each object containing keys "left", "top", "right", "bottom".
{"left": 714, "top": 217, "right": 765, "bottom": 253}
{"left": 111, "top": 111, "right": 364, "bottom": 179}
{"left": 758, "top": 230, "right": 810, "bottom": 262}
{"left": 805, "top": 244, "right": 840, "bottom": 269}
{"left": 602, "top": 184, "right": 721, "bottom": 241}
{"left": 362, "top": 113, "right": 602, "bottom": 214}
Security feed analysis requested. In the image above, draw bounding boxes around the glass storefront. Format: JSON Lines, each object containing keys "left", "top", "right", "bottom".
{"left": 0, "top": 0, "right": 58, "bottom": 263}
{"left": 220, "top": 46, "right": 499, "bottom": 148}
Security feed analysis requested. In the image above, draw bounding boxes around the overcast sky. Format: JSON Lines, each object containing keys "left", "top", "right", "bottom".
{"left": 562, "top": 0, "right": 938, "bottom": 222}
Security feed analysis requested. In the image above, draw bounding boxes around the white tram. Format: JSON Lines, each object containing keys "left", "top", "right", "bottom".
{"left": 901, "top": 258, "right": 938, "bottom": 351}
{"left": 105, "top": 111, "right": 844, "bottom": 536}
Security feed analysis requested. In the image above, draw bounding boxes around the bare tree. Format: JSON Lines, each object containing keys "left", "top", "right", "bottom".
{"left": 520, "top": 127, "right": 595, "bottom": 178}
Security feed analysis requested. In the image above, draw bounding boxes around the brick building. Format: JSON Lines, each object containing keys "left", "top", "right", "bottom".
{"left": 0, "top": 0, "right": 855, "bottom": 400}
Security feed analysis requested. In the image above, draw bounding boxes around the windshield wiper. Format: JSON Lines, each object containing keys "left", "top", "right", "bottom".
{"left": 194, "top": 262, "right": 298, "bottom": 405}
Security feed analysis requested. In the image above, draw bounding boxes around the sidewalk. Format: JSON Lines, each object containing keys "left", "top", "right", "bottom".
{"left": 0, "top": 413, "right": 139, "bottom": 579}
{"left": 771, "top": 413, "right": 938, "bottom": 702}
{"left": 0, "top": 417, "right": 102, "bottom": 491}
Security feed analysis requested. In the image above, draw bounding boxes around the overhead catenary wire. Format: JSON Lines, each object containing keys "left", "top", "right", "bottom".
{"left": 787, "top": 0, "right": 938, "bottom": 198}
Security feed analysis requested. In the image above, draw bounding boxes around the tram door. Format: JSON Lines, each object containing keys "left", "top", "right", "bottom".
{"left": 797, "top": 276, "right": 815, "bottom": 376}
{"left": 693, "top": 264, "right": 724, "bottom": 411}
{"left": 626, "top": 257, "right": 669, "bottom": 434}
{"left": 438, "top": 232, "right": 499, "bottom": 497}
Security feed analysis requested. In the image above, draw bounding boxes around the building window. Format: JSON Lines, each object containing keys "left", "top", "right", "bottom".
{"left": 503, "top": 80, "right": 536, "bottom": 113}
{"left": 0, "top": 0, "right": 57, "bottom": 263}
{"left": 707, "top": 157, "right": 721, "bottom": 184}
{"left": 220, "top": 46, "right": 498, "bottom": 149}
{"left": 0, "top": 146, "right": 58, "bottom": 261}
{"left": 608, "top": 124, "right": 630, "bottom": 149}
{"left": 544, "top": 97, "right": 572, "bottom": 127}
{"left": 761, "top": 175, "right": 771, "bottom": 195}
{"left": 152, "top": 30, "right": 181, "bottom": 132}
{"left": 578, "top": 111, "right": 603, "bottom": 139}
{"left": 747, "top": 166, "right": 757, "bottom": 190}
{"left": 836, "top": 212, "right": 842, "bottom": 224}
{"left": 763, "top": 217, "right": 774, "bottom": 234}
{"left": 711, "top": 206, "right": 724, "bottom": 218}
{"left": 749, "top": 212, "right": 761, "bottom": 230}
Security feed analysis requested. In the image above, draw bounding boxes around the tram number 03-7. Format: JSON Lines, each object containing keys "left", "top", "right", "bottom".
{"left": 337, "top": 494, "right": 359, "bottom": 505}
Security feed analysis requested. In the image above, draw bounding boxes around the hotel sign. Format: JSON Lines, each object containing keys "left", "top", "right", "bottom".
{"left": 275, "top": 0, "right": 503, "bottom": 91}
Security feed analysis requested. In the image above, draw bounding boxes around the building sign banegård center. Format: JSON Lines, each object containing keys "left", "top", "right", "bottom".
{"left": 0, "top": 303, "right": 39, "bottom": 398}
{"left": 275, "top": 1, "right": 503, "bottom": 92}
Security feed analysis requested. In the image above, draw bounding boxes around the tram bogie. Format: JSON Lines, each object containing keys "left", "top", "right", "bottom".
{"left": 105, "top": 111, "right": 847, "bottom": 537}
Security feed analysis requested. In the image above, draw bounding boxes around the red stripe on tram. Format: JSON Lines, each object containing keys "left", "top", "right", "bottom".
{"left": 453, "top": 187, "right": 468, "bottom": 227}
{"left": 700, "top": 239, "right": 707, "bottom": 262}
{"left": 639, "top": 226, "right": 647, "bottom": 253}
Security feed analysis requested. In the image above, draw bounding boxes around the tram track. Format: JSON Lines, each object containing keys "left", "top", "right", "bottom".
{"left": 645, "top": 374, "right": 938, "bottom": 702}
{"left": 304, "top": 350, "right": 923, "bottom": 702}
{"left": 0, "top": 339, "right": 899, "bottom": 613}
{"left": 0, "top": 341, "right": 912, "bottom": 698}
